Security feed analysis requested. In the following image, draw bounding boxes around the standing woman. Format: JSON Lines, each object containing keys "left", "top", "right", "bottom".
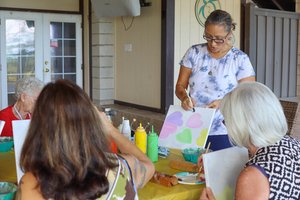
{"left": 175, "top": 10, "right": 255, "bottom": 151}
{"left": 0, "top": 77, "right": 44, "bottom": 137}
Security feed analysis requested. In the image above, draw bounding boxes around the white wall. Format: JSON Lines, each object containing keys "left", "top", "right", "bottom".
{"left": 115, "top": 1, "right": 161, "bottom": 108}
{"left": 91, "top": 1, "right": 161, "bottom": 108}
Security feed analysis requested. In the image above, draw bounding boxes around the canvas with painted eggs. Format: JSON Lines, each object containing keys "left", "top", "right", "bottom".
{"left": 158, "top": 105, "right": 215, "bottom": 149}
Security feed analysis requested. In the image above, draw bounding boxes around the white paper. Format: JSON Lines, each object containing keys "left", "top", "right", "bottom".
{"left": 12, "top": 119, "right": 30, "bottom": 183}
{"left": 158, "top": 105, "right": 215, "bottom": 149}
{"left": 203, "top": 147, "right": 249, "bottom": 200}
{"left": 0, "top": 120, "right": 5, "bottom": 135}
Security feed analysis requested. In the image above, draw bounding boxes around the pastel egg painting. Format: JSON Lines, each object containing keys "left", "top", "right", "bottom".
{"left": 159, "top": 111, "right": 183, "bottom": 138}
{"left": 158, "top": 105, "right": 215, "bottom": 149}
{"left": 186, "top": 113, "right": 203, "bottom": 128}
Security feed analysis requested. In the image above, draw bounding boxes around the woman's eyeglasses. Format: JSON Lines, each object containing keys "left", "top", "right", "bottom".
{"left": 203, "top": 31, "right": 231, "bottom": 44}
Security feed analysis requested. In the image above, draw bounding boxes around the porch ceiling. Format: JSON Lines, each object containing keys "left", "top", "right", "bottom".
{"left": 252, "top": 0, "right": 295, "bottom": 12}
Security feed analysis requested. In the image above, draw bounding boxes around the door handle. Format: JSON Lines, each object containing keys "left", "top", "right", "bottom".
{"left": 44, "top": 68, "right": 50, "bottom": 73}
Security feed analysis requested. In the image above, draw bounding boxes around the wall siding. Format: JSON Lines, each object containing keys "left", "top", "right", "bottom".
{"left": 91, "top": 15, "right": 115, "bottom": 105}
{"left": 245, "top": 4, "right": 300, "bottom": 100}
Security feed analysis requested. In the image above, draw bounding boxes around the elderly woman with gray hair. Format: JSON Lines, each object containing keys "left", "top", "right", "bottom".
{"left": 0, "top": 77, "right": 44, "bottom": 137}
{"left": 200, "top": 82, "right": 300, "bottom": 200}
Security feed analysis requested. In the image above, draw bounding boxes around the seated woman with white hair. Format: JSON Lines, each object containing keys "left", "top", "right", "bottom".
{"left": 200, "top": 82, "right": 300, "bottom": 200}
{"left": 0, "top": 77, "right": 44, "bottom": 137}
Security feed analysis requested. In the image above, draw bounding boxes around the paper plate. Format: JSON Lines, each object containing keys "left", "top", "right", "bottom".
{"left": 174, "top": 172, "right": 204, "bottom": 185}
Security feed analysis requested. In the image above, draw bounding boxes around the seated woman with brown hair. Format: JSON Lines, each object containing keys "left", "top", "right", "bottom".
{"left": 17, "top": 79, "right": 155, "bottom": 200}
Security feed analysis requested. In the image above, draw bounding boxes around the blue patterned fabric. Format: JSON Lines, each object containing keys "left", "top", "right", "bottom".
{"left": 246, "top": 136, "right": 300, "bottom": 200}
{"left": 180, "top": 43, "right": 255, "bottom": 136}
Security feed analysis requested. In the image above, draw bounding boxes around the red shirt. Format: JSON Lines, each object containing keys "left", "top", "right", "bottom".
{"left": 0, "top": 105, "right": 30, "bottom": 137}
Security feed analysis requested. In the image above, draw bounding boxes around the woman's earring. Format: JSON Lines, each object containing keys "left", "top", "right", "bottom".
{"left": 229, "top": 34, "right": 235, "bottom": 45}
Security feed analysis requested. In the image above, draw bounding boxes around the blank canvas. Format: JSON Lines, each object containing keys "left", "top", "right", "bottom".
{"left": 0, "top": 120, "right": 5, "bottom": 135}
{"left": 12, "top": 119, "right": 30, "bottom": 183}
{"left": 203, "top": 146, "right": 249, "bottom": 200}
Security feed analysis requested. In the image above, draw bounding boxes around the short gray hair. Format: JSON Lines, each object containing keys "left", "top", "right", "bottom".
{"left": 15, "top": 77, "right": 44, "bottom": 99}
{"left": 220, "top": 82, "right": 287, "bottom": 148}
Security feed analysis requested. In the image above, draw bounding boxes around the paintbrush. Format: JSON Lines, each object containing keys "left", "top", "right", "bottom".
{"left": 197, "top": 142, "right": 211, "bottom": 179}
{"left": 184, "top": 89, "right": 195, "bottom": 112}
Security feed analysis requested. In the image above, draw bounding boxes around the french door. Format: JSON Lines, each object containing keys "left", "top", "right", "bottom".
{"left": 0, "top": 11, "right": 82, "bottom": 108}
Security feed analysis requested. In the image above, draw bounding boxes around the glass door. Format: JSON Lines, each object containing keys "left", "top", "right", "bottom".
{"left": 0, "top": 11, "right": 43, "bottom": 107}
{"left": 43, "top": 14, "right": 82, "bottom": 85}
{"left": 0, "top": 11, "right": 82, "bottom": 108}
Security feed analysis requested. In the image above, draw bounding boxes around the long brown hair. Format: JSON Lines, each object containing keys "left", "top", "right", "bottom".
{"left": 20, "top": 79, "right": 117, "bottom": 199}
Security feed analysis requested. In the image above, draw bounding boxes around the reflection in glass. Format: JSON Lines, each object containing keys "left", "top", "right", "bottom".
{"left": 51, "top": 57, "right": 62, "bottom": 73}
{"left": 64, "top": 40, "right": 76, "bottom": 56}
{"left": 20, "top": 33, "right": 35, "bottom": 55}
{"left": 22, "top": 57, "right": 35, "bottom": 74}
{"left": 7, "top": 76, "right": 18, "bottom": 93}
{"left": 6, "top": 20, "right": 35, "bottom": 56}
{"left": 64, "top": 23, "right": 76, "bottom": 38}
{"left": 50, "top": 22, "right": 62, "bottom": 39}
{"left": 8, "top": 94, "right": 16, "bottom": 105}
{"left": 6, "top": 37, "right": 20, "bottom": 55}
{"left": 50, "top": 21, "right": 77, "bottom": 83}
{"left": 51, "top": 74, "right": 62, "bottom": 81}
{"left": 7, "top": 57, "right": 20, "bottom": 74}
{"left": 50, "top": 40, "right": 63, "bottom": 56}
{"left": 64, "top": 57, "right": 76, "bottom": 73}
{"left": 6, "top": 19, "right": 36, "bottom": 105}
{"left": 64, "top": 74, "right": 76, "bottom": 83}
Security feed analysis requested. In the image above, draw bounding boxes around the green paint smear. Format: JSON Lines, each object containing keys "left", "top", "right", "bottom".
{"left": 176, "top": 128, "right": 192, "bottom": 144}
{"left": 215, "top": 186, "right": 234, "bottom": 200}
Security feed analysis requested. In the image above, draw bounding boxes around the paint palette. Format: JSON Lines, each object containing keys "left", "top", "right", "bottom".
{"left": 158, "top": 105, "right": 215, "bottom": 149}
{"left": 174, "top": 172, "right": 204, "bottom": 185}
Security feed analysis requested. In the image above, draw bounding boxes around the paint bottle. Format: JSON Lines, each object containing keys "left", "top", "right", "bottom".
{"left": 118, "top": 117, "right": 124, "bottom": 132}
{"left": 135, "top": 123, "right": 147, "bottom": 154}
{"left": 121, "top": 119, "right": 131, "bottom": 140}
{"left": 147, "top": 125, "right": 158, "bottom": 162}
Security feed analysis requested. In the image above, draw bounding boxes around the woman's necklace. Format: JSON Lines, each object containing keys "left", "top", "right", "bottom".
{"left": 13, "top": 104, "right": 24, "bottom": 120}
{"left": 208, "top": 45, "right": 232, "bottom": 59}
